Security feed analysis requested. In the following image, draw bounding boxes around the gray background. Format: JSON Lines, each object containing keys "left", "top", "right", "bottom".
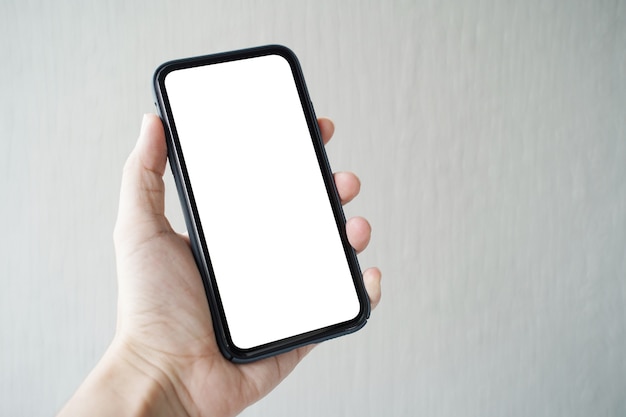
{"left": 1, "top": 1, "right": 625, "bottom": 416}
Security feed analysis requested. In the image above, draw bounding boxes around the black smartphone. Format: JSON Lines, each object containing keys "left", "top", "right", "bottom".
{"left": 152, "top": 45, "right": 370, "bottom": 363}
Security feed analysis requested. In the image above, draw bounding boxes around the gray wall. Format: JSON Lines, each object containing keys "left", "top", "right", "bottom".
{"left": 2, "top": 1, "right": 625, "bottom": 416}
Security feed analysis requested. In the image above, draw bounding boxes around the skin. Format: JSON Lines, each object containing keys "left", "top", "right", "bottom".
{"left": 58, "top": 114, "right": 382, "bottom": 417}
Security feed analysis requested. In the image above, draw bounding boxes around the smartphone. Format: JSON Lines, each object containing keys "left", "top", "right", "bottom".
{"left": 152, "top": 45, "right": 370, "bottom": 363}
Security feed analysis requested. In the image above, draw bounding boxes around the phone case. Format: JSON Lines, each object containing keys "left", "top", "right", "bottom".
{"left": 152, "top": 45, "right": 370, "bottom": 363}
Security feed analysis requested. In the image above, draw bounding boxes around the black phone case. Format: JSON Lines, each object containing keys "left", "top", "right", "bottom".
{"left": 152, "top": 45, "right": 370, "bottom": 363}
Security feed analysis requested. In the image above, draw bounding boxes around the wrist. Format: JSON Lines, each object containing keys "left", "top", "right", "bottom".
{"left": 58, "top": 338, "right": 189, "bottom": 417}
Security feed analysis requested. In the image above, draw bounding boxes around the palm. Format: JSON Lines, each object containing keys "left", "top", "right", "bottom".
{"left": 113, "top": 114, "right": 380, "bottom": 417}
{"left": 116, "top": 226, "right": 310, "bottom": 416}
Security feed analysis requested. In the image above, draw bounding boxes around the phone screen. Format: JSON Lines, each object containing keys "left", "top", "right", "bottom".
{"left": 162, "top": 52, "right": 362, "bottom": 350}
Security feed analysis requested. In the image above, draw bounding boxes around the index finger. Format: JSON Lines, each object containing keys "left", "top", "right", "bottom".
{"left": 318, "top": 117, "right": 335, "bottom": 145}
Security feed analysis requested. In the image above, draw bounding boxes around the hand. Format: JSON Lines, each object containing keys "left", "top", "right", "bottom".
{"left": 59, "top": 114, "right": 381, "bottom": 417}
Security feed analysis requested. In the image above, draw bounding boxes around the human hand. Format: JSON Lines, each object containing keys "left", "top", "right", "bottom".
{"left": 59, "top": 114, "right": 381, "bottom": 417}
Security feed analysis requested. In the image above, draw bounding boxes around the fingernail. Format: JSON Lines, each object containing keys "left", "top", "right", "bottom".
{"left": 140, "top": 114, "right": 150, "bottom": 133}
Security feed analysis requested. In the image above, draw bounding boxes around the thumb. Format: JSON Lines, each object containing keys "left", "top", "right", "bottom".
{"left": 114, "top": 114, "right": 172, "bottom": 243}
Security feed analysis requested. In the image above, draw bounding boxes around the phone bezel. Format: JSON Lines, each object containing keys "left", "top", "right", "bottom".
{"left": 152, "top": 45, "right": 370, "bottom": 362}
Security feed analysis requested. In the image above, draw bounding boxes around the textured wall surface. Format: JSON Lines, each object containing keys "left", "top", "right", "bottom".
{"left": 1, "top": 1, "right": 625, "bottom": 416}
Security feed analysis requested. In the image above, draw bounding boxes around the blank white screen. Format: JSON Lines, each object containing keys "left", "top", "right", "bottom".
{"left": 165, "top": 54, "right": 360, "bottom": 349}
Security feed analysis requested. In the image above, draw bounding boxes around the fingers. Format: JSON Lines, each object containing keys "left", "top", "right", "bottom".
{"left": 334, "top": 172, "right": 361, "bottom": 205}
{"left": 319, "top": 118, "right": 360, "bottom": 205}
{"left": 363, "top": 267, "right": 382, "bottom": 309}
{"left": 318, "top": 118, "right": 335, "bottom": 145}
{"left": 114, "top": 114, "right": 171, "bottom": 242}
{"left": 135, "top": 114, "right": 168, "bottom": 176}
{"left": 346, "top": 216, "right": 371, "bottom": 254}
